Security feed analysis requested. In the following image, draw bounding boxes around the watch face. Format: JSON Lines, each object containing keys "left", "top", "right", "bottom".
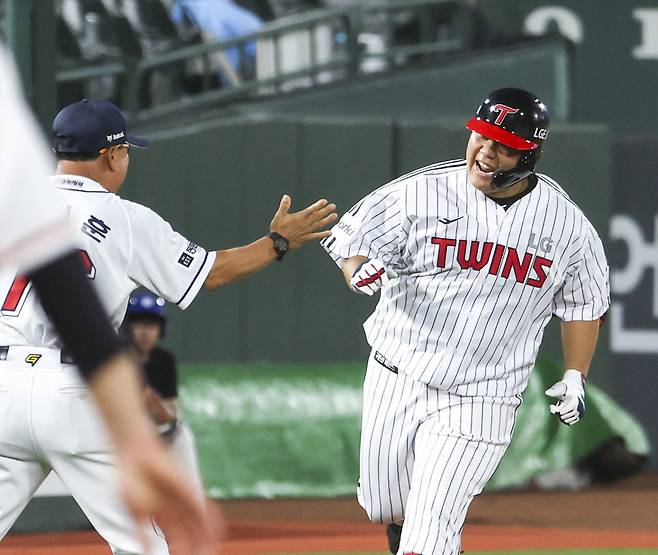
{"left": 269, "top": 233, "right": 289, "bottom": 258}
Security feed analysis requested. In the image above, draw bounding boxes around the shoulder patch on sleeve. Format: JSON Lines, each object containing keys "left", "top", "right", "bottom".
{"left": 177, "top": 253, "right": 194, "bottom": 267}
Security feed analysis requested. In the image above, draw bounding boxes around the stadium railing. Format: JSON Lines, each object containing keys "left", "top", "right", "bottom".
{"left": 52, "top": 1, "right": 474, "bottom": 122}
{"left": 51, "top": 0, "right": 562, "bottom": 125}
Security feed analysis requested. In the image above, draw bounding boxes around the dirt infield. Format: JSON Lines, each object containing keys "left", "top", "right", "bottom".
{"left": 2, "top": 473, "right": 657, "bottom": 554}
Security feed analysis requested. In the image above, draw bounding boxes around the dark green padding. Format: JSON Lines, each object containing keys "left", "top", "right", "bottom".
{"left": 180, "top": 357, "right": 649, "bottom": 498}
{"left": 125, "top": 118, "right": 612, "bottom": 391}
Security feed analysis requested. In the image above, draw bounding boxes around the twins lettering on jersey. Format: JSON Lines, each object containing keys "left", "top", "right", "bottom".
{"left": 430, "top": 233, "right": 553, "bottom": 288}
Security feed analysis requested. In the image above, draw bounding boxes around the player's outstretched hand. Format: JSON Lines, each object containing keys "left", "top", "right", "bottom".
{"left": 545, "top": 369, "right": 586, "bottom": 426}
{"left": 270, "top": 195, "right": 337, "bottom": 249}
{"left": 117, "top": 432, "right": 222, "bottom": 555}
{"left": 350, "top": 258, "right": 390, "bottom": 296}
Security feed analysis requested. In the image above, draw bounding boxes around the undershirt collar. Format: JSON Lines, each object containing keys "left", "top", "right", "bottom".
{"left": 486, "top": 174, "right": 538, "bottom": 211}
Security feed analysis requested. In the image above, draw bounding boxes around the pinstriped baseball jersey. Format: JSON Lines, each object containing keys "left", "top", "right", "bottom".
{"left": 323, "top": 160, "right": 610, "bottom": 397}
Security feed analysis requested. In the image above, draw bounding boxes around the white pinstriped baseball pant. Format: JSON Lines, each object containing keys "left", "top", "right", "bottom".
{"left": 358, "top": 351, "right": 521, "bottom": 555}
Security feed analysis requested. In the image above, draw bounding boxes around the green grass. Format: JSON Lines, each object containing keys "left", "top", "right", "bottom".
{"left": 272, "top": 550, "right": 658, "bottom": 555}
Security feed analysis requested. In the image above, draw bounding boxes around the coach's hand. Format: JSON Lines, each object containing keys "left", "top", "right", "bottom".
{"left": 545, "top": 369, "right": 586, "bottom": 426}
{"left": 350, "top": 258, "right": 390, "bottom": 296}
{"left": 270, "top": 195, "right": 337, "bottom": 249}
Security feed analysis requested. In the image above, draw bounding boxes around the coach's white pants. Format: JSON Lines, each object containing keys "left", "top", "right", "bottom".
{"left": 358, "top": 351, "right": 521, "bottom": 555}
{"left": 0, "top": 347, "right": 169, "bottom": 555}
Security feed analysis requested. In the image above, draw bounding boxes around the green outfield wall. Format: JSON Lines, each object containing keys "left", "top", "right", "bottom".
{"left": 180, "top": 357, "right": 648, "bottom": 499}
{"left": 236, "top": 39, "right": 570, "bottom": 123}
{"left": 122, "top": 115, "right": 612, "bottom": 390}
{"left": 478, "top": 0, "right": 658, "bottom": 135}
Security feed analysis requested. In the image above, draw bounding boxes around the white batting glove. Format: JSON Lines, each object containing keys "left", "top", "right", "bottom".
{"left": 545, "top": 369, "right": 586, "bottom": 426}
{"left": 350, "top": 258, "right": 389, "bottom": 296}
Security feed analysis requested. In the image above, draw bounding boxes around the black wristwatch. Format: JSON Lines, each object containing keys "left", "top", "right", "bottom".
{"left": 268, "top": 231, "right": 289, "bottom": 261}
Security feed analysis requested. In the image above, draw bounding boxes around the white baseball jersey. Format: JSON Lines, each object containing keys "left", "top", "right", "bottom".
{"left": 0, "top": 174, "right": 216, "bottom": 348}
{"left": 323, "top": 160, "right": 610, "bottom": 397}
{"left": 0, "top": 47, "right": 76, "bottom": 272}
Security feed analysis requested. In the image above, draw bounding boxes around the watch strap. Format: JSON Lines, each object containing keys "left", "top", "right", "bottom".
{"left": 268, "top": 231, "right": 289, "bottom": 261}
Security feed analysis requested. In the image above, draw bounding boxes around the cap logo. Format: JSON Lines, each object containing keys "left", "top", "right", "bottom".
{"left": 533, "top": 128, "right": 549, "bottom": 140}
{"left": 491, "top": 104, "right": 519, "bottom": 125}
{"left": 106, "top": 131, "right": 125, "bottom": 142}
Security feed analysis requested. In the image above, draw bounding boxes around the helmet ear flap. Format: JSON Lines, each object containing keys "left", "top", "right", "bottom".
{"left": 491, "top": 147, "right": 542, "bottom": 189}
{"left": 519, "top": 147, "right": 542, "bottom": 172}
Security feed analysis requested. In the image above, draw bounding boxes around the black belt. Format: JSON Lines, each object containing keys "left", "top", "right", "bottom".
{"left": 0, "top": 346, "right": 75, "bottom": 364}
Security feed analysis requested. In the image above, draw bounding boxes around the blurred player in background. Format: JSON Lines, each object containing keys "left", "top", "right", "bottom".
{"left": 125, "top": 291, "right": 204, "bottom": 493}
{"left": 0, "top": 45, "right": 216, "bottom": 554}
{"left": 323, "top": 88, "right": 609, "bottom": 555}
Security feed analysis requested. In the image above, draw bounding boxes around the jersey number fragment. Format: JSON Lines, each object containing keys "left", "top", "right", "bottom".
{"left": 1, "top": 250, "right": 95, "bottom": 316}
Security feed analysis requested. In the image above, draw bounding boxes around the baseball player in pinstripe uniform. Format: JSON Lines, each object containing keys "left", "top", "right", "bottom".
{"left": 322, "top": 88, "right": 610, "bottom": 555}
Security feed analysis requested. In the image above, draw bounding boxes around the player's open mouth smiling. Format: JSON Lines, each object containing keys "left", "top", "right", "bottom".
{"left": 474, "top": 160, "right": 495, "bottom": 176}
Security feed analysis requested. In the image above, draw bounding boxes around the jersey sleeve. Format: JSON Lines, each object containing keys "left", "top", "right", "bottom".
{"left": 553, "top": 223, "right": 610, "bottom": 322}
{"left": 0, "top": 48, "right": 77, "bottom": 272}
{"left": 123, "top": 201, "right": 216, "bottom": 310}
{"left": 321, "top": 182, "right": 406, "bottom": 269}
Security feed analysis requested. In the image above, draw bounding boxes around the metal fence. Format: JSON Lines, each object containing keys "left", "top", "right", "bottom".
{"left": 53, "top": 0, "right": 480, "bottom": 124}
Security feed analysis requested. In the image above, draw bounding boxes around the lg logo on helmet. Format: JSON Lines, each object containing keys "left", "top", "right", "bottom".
{"left": 534, "top": 128, "right": 549, "bottom": 140}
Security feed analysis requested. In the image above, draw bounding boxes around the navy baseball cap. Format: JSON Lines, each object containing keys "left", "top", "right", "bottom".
{"left": 53, "top": 99, "right": 149, "bottom": 155}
